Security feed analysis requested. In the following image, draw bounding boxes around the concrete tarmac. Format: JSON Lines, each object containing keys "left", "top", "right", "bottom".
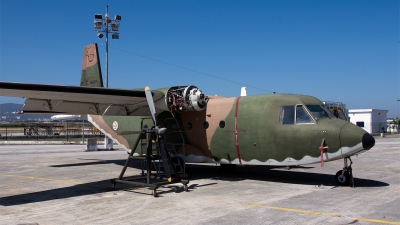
{"left": 0, "top": 136, "right": 399, "bottom": 225}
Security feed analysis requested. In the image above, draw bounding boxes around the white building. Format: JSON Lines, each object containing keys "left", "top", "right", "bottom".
{"left": 348, "top": 109, "right": 388, "bottom": 134}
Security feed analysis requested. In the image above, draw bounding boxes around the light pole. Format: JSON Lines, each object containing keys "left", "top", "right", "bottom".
{"left": 94, "top": 5, "right": 121, "bottom": 88}
{"left": 94, "top": 6, "right": 121, "bottom": 149}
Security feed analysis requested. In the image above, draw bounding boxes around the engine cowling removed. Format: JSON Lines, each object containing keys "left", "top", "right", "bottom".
{"left": 165, "top": 85, "right": 208, "bottom": 113}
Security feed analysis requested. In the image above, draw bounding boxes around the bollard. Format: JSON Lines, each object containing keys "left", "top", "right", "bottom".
{"left": 86, "top": 138, "right": 98, "bottom": 151}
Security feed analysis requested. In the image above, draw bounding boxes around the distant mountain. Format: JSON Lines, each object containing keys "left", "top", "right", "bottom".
{"left": 0, "top": 103, "right": 54, "bottom": 121}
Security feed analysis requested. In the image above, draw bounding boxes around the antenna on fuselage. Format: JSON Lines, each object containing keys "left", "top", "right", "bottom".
{"left": 240, "top": 87, "right": 247, "bottom": 96}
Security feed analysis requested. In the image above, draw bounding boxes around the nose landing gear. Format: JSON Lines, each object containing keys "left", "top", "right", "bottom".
{"left": 335, "top": 157, "right": 355, "bottom": 187}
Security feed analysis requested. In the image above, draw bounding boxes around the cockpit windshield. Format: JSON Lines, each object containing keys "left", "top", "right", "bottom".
{"left": 306, "top": 105, "right": 335, "bottom": 119}
{"left": 279, "top": 105, "right": 315, "bottom": 124}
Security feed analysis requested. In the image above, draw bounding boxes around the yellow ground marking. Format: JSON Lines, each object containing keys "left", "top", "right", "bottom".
{"left": 244, "top": 203, "right": 400, "bottom": 225}
{"left": 0, "top": 174, "right": 85, "bottom": 185}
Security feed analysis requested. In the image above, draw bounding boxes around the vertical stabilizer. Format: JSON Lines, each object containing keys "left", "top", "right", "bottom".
{"left": 80, "top": 43, "right": 103, "bottom": 87}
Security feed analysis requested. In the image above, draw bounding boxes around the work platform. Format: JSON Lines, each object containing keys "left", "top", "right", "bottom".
{"left": 112, "top": 118, "right": 188, "bottom": 197}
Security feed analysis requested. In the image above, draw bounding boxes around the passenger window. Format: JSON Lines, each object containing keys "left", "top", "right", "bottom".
{"left": 296, "top": 105, "right": 314, "bottom": 124}
{"left": 279, "top": 106, "right": 295, "bottom": 124}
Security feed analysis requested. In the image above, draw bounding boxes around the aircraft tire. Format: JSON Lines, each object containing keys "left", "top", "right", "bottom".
{"left": 335, "top": 170, "right": 350, "bottom": 186}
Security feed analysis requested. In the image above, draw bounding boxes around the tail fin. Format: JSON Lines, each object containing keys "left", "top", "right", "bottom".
{"left": 80, "top": 43, "right": 103, "bottom": 87}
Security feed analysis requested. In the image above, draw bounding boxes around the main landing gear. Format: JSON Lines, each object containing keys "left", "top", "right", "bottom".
{"left": 335, "top": 157, "right": 355, "bottom": 187}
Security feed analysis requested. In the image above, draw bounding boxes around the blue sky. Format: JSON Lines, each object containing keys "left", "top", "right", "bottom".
{"left": 1, "top": 0, "right": 399, "bottom": 117}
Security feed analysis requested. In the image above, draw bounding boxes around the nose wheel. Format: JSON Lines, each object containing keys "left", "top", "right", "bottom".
{"left": 335, "top": 170, "right": 350, "bottom": 186}
{"left": 335, "top": 157, "right": 354, "bottom": 187}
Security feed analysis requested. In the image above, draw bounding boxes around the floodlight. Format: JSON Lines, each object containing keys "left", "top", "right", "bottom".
{"left": 111, "top": 24, "right": 119, "bottom": 31}
{"left": 93, "top": 6, "right": 121, "bottom": 90}
{"left": 112, "top": 33, "right": 119, "bottom": 39}
{"left": 94, "top": 21, "right": 102, "bottom": 29}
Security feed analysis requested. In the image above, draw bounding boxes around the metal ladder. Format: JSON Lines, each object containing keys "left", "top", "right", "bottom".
{"left": 111, "top": 117, "right": 188, "bottom": 197}
{"left": 163, "top": 117, "right": 186, "bottom": 178}
{"left": 156, "top": 142, "right": 184, "bottom": 177}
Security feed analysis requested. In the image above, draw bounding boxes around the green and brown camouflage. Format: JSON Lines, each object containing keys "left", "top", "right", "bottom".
{"left": 0, "top": 42, "right": 375, "bottom": 169}
{"left": 89, "top": 91, "right": 374, "bottom": 166}
{"left": 80, "top": 43, "right": 103, "bottom": 87}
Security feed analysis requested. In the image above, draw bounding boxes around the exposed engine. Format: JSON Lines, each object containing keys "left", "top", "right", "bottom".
{"left": 165, "top": 85, "right": 208, "bottom": 113}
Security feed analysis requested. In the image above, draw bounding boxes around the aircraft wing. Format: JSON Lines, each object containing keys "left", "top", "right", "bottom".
{"left": 0, "top": 82, "right": 165, "bottom": 116}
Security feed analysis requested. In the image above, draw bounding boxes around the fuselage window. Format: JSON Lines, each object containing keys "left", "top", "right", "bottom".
{"left": 279, "top": 106, "right": 295, "bottom": 124}
{"left": 219, "top": 120, "right": 226, "bottom": 128}
{"left": 203, "top": 121, "right": 209, "bottom": 129}
{"left": 296, "top": 105, "right": 314, "bottom": 124}
{"left": 187, "top": 122, "right": 193, "bottom": 130}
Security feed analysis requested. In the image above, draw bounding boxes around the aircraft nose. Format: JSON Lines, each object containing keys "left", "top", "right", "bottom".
{"left": 340, "top": 123, "right": 375, "bottom": 155}
{"left": 362, "top": 132, "right": 375, "bottom": 150}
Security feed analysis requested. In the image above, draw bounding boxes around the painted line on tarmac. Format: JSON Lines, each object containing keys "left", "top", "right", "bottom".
{"left": 0, "top": 174, "right": 86, "bottom": 185}
{"left": 244, "top": 203, "right": 400, "bottom": 225}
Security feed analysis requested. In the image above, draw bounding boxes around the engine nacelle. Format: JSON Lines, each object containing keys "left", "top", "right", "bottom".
{"left": 165, "top": 85, "right": 208, "bottom": 113}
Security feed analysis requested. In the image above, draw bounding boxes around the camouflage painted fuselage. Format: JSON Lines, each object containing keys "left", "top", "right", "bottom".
{"left": 0, "top": 43, "right": 373, "bottom": 167}
{"left": 89, "top": 92, "right": 372, "bottom": 166}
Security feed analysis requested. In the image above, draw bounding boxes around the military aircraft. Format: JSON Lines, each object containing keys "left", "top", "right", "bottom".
{"left": 0, "top": 43, "right": 375, "bottom": 189}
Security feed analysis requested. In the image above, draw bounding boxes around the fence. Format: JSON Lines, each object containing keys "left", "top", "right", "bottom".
{"left": 0, "top": 121, "right": 104, "bottom": 142}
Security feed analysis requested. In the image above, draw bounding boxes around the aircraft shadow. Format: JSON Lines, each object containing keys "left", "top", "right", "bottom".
{"left": 0, "top": 179, "right": 113, "bottom": 206}
{"left": 1, "top": 162, "right": 388, "bottom": 206}
{"left": 184, "top": 164, "right": 389, "bottom": 188}
{"left": 51, "top": 160, "right": 389, "bottom": 188}
{"left": 0, "top": 176, "right": 191, "bottom": 205}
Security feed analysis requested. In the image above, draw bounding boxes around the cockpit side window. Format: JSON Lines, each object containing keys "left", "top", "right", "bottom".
{"left": 296, "top": 105, "right": 314, "bottom": 124}
{"left": 306, "top": 105, "right": 334, "bottom": 119}
{"left": 279, "top": 106, "right": 295, "bottom": 124}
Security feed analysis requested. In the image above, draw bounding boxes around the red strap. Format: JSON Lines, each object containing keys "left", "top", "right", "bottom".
{"left": 234, "top": 97, "right": 242, "bottom": 164}
{"left": 319, "top": 146, "right": 329, "bottom": 167}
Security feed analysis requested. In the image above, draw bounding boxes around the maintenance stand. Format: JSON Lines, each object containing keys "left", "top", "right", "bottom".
{"left": 111, "top": 125, "right": 188, "bottom": 197}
